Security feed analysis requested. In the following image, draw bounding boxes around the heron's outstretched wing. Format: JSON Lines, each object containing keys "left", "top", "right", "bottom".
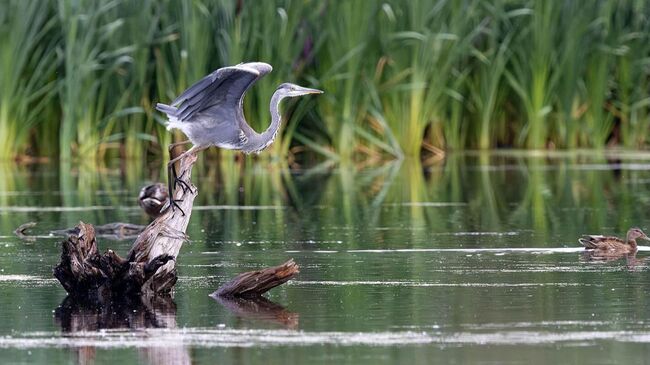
{"left": 156, "top": 62, "right": 272, "bottom": 130}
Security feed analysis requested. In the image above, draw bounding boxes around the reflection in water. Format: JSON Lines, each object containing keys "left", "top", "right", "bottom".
{"left": 211, "top": 295, "right": 299, "bottom": 329}
{"left": 55, "top": 296, "right": 190, "bottom": 365}
{"left": 15, "top": 221, "right": 145, "bottom": 241}
{"left": 2, "top": 151, "right": 646, "bottom": 248}
{"left": 580, "top": 250, "right": 649, "bottom": 270}
{"left": 3, "top": 152, "right": 650, "bottom": 363}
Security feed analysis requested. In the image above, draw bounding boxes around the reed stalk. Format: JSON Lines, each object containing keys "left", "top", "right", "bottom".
{"left": 0, "top": 1, "right": 57, "bottom": 159}
{"left": 2, "top": 0, "right": 650, "bottom": 164}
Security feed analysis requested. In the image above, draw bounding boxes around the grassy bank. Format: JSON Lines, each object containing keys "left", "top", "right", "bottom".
{"left": 1, "top": 0, "right": 650, "bottom": 164}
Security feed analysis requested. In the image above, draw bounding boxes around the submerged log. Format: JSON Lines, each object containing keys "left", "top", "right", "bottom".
{"left": 16, "top": 221, "right": 146, "bottom": 241}
{"left": 212, "top": 259, "right": 299, "bottom": 298}
{"left": 53, "top": 222, "right": 146, "bottom": 240}
{"left": 15, "top": 184, "right": 167, "bottom": 242}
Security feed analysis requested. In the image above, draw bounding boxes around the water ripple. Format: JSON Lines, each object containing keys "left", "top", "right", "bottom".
{"left": 0, "top": 327, "right": 648, "bottom": 348}
{"left": 289, "top": 280, "right": 593, "bottom": 287}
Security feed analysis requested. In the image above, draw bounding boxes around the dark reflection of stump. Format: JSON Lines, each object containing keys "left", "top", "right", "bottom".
{"left": 55, "top": 295, "right": 190, "bottom": 365}
{"left": 211, "top": 294, "right": 299, "bottom": 329}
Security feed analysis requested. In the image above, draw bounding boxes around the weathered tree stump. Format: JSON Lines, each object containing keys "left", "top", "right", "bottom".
{"left": 127, "top": 152, "right": 198, "bottom": 294}
{"left": 54, "top": 152, "right": 198, "bottom": 299}
{"left": 53, "top": 149, "right": 299, "bottom": 302}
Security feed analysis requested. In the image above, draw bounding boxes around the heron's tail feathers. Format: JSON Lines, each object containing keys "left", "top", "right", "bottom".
{"left": 156, "top": 103, "right": 177, "bottom": 115}
{"left": 156, "top": 103, "right": 182, "bottom": 131}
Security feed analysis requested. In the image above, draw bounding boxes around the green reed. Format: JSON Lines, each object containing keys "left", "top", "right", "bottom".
{"left": 112, "top": 0, "right": 159, "bottom": 163}
{"left": 57, "top": 0, "right": 135, "bottom": 163}
{"left": 505, "top": 1, "right": 560, "bottom": 149}
{"left": 550, "top": 2, "right": 590, "bottom": 148}
{"left": 3, "top": 0, "right": 650, "bottom": 166}
{"left": 314, "top": 0, "right": 378, "bottom": 162}
{"left": 610, "top": 1, "right": 650, "bottom": 148}
{"left": 375, "top": 0, "right": 486, "bottom": 156}
{"left": 466, "top": 4, "right": 512, "bottom": 150}
{"left": 0, "top": 1, "right": 58, "bottom": 159}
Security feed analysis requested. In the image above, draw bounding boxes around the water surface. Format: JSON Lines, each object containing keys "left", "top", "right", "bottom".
{"left": 2, "top": 152, "right": 650, "bottom": 364}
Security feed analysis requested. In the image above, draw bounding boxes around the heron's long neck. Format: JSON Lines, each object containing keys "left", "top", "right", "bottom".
{"left": 257, "top": 91, "right": 285, "bottom": 151}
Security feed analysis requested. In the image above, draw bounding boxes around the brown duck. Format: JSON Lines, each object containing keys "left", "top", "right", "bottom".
{"left": 138, "top": 183, "right": 169, "bottom": 219}
{"left": 579, "top": 227, "right": 650, "bottom": 254}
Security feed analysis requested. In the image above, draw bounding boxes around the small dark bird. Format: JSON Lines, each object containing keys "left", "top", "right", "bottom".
{"left": 579, "top": 227, "right": 650, "bottom": 254}
{"left": 156, "top": 62, "right": 322, "bottom": 214}
{"left": 138, "top": 183, "right": 169, "bottom": 219}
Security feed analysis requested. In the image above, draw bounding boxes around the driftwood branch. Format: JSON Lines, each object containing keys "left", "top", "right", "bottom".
{"left": 212, "top": 259, "right": 299, "bottom": 298}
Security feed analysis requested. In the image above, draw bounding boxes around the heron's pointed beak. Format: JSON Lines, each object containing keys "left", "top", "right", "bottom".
{"left": 297, "top": 86, "right": 323, "bottom": 95}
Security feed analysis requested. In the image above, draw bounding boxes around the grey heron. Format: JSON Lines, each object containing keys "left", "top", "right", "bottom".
{"left": 156, "top": 62, "right": 322, "bottom": 214}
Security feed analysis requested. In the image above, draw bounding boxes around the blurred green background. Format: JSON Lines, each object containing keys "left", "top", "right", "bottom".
{"left": 2, "top": 0, "right": 650, "bottom": 167}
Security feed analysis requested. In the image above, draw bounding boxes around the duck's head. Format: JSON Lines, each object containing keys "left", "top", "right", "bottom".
{"left": 627, "top": 227, "right": 650, "bottom": 242}
{"left": 138, "top": 183, "right": 169, "bottom": 218}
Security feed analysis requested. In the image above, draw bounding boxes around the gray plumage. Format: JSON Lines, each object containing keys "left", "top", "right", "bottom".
{"left": 156, "top": 62, "right": 322, "bottom": 214}
{"left": 156, "top": 62, "right": 322, "bottom": 154}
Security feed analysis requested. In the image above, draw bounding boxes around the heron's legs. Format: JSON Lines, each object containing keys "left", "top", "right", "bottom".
{"left": 171, "top": 163, "right": 193, "bottom": 194}
{"left": 168, "top": 139, "right": 190, "bottom": 153}
{"left": 166, "top": 145, "right": 203, "bottom": 216}
{"left": 168, "top": 139, "right": 193, "bottom": 193}
{"left": 166, "top": 162, "right": 185, "bottom": 216}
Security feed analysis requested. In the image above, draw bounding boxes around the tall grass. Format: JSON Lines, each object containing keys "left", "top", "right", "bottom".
{"left": 2, "top": 0, "right": 650, "bottom": 165}
{"left": 505, "top": 1, "right": 558, "bottom": 149}
{"left": 312, "top": 0, "right": 378, "bottom": 162}
{"left": 552, "top": 1, "right": 591, "bottom": 148}
{"left": 376, "top": 0, "right": 485, "bottom": 156}
{"left": 114, "top": 0, "right": 160, "bottom": 162}
{"left": 611, "top": 1, "right": 650, "bottom": 148}
{"left": 0, "top": 1, "right": 57, "bottom": 159}
{"left": 466, "top": 1, "right": 514, "bottom": 149}
{"left": 57, "top": 0, "right": 134, "bottom": 162}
